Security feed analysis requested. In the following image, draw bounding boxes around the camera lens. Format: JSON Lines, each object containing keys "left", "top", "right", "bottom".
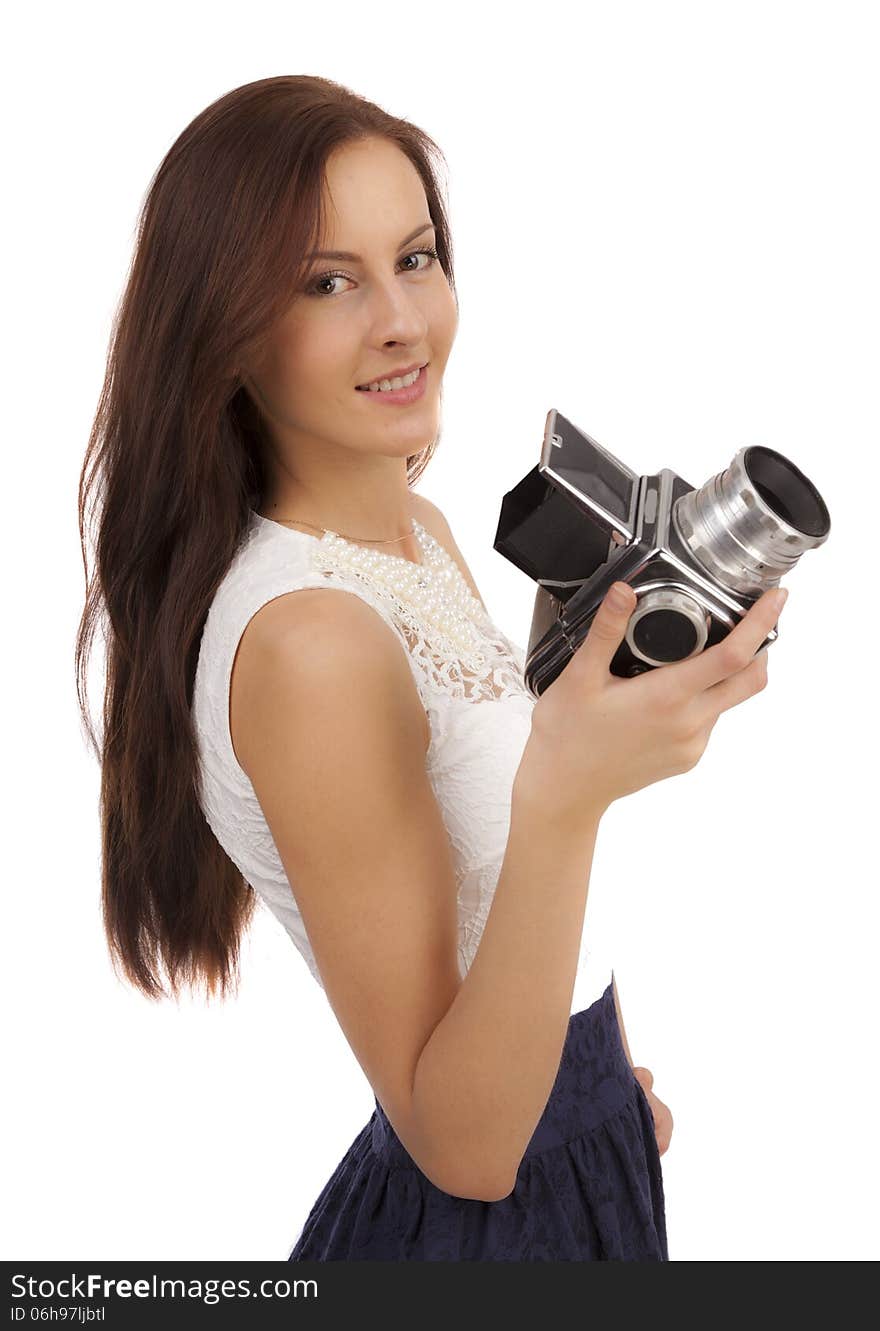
{"left": 672, "top": 444, "right": 830, "bottom": 596}
{"left": 742, "top": 447, "right": 830, "bottom": 539}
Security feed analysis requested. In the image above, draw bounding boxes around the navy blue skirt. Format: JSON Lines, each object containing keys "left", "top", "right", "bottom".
{"left": 288, "top": 978, "right": 668, "bottom": 1261}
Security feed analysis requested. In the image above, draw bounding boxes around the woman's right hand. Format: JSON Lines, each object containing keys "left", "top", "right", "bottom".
{"left": 513, "top": 579, "right": 788, "bottom": 832}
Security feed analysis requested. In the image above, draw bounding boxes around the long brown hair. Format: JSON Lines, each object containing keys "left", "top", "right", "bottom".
{"left": 75, "top": 75, "right": 458, "bottom": 1003}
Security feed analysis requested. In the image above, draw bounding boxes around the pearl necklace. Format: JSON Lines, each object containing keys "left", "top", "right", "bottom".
{"left": 310, "top": 519, "right": 491, "bottom": 672}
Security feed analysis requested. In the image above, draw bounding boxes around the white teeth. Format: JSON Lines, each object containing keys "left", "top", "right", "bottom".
{"left": 358, "top": 366, "right": 422, "bottom": 392}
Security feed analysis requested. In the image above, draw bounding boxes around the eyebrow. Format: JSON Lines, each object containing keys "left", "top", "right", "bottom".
{"left": 305, "top": 221, "right": 436, "bottom": 262}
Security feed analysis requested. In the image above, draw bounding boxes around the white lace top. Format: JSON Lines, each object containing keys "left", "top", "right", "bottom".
{"left": 191, "top": 509, "right": 614, "bottom": 1013}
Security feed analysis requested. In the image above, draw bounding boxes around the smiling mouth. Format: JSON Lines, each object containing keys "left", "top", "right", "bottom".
{"left": 355, "top": 364, "right": 427, "bottom": 391}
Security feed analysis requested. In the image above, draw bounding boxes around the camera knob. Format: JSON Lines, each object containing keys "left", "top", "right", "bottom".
{"left": 625, "top": 588, "right": 710, "bottom": 667}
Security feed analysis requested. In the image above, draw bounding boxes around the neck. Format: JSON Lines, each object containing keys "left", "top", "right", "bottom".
{"left": 259, "top": 461, "right": 417, "bottom": 544}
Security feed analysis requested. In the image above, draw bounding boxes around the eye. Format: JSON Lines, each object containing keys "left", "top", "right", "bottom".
{"left": 307, "top": 245, "right": 440, "bottom": 298}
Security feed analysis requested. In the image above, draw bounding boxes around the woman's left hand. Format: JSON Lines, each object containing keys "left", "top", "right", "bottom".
{"left": 633, "top": 1067, "right": 673, "bottom": 1155}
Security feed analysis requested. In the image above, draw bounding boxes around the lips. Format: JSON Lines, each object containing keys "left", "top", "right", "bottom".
{"left": 356, "top": 361, "right": 427, "bottom": 390}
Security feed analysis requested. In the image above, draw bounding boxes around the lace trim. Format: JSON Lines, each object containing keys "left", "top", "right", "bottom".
{"left": 308, "top": 522, "right": 534, "bottom": 705}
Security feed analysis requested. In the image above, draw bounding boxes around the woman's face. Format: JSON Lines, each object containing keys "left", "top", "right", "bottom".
{"left": 245, "top": 136, "right": 459, "bottom": 466}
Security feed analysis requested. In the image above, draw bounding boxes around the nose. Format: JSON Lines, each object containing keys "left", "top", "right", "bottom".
{"left": 365, "top": 276, "right": 429, "bottom": 346}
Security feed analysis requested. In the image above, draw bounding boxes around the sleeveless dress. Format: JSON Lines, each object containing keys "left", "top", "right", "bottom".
{"left": 192, "top": 509, "right": 668, "bottom": 1261}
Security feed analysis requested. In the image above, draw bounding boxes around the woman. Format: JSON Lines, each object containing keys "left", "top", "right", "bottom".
{"left": 77, "top": 73, "right": 780, "bottom": 1260}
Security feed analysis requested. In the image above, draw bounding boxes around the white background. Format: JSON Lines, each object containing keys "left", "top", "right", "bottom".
{"left": 5, "top": 0, "right": 877, "bottom": 1262}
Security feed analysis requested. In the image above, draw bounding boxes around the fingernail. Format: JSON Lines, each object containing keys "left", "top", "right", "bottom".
{"left": 773, "top": 588, "right": 789, "bottom": 610}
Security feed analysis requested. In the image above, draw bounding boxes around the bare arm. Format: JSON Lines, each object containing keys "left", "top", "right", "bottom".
{"left": 410, "top": 782, "right": 604, "bottom": 1200}
{"left": 406, "top": 498, "right": 607, "bottom": 1197}
{"left": 233, "top": 587, "right": 606, "bottom": 1203}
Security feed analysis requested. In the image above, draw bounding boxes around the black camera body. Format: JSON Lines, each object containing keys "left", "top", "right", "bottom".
{"left": 494, "top": 409, "right": 831, "bottom": 697}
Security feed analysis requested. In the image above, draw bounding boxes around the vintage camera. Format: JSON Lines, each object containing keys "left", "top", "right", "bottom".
{"left": 494, "top": 409, "right": 831, "bottom": 697}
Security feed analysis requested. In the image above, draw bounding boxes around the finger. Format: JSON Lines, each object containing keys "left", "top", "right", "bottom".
{"left": 700, "top": 644, "right": 769, "bottom": 718}
{"left": 574, "top": 581, "right": 638, "bottom": 684}
{"left": 666, "top": 586, "right": 787, "bottom": 695}
{"left": 655, "top": 1106, "right": 673, "bottom": 1154}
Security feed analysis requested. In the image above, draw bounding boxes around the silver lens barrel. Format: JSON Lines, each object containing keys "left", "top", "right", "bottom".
{"left": 672, "top": 445, "right": 830, "bottom": 597}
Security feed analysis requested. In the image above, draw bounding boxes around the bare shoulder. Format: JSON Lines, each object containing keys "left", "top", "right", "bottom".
{"left": 410, "top": 493, "right": 488, "bottom": 613}
{"left": 229, "top": 586, "right": 431, "bottom": 774}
